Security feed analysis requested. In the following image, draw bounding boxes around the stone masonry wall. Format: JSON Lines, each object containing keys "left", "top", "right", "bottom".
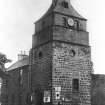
{"left": 52, "top": 41, "right": 92, "bottom": 105}
{"left": 31, "top": 42, "right": 53, "bottom": 105}
{"left": 1, "top": 66, "right": 30, "bottom": 105}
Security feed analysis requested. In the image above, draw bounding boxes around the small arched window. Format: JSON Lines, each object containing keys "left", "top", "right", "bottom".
{"left": 38, "top": 51, "right": 43, "bottom": 58}
{"left": 61, "top": 1, "right": 69, "bottom": 8}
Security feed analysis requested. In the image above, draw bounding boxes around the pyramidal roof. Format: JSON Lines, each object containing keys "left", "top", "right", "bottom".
{"left": 38, "top": 0, "right": 86, "bottom": 21}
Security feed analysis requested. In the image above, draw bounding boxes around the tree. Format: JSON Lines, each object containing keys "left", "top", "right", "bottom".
{"left": 0, "top": 52, "right": 11, "bottom": 78}
{"left": 0, "top": 53, "right": 11, "bottom": 66}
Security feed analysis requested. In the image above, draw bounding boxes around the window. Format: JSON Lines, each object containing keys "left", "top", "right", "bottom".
{"left": 61, "top": 1, "right": 69, "bottom": 8}
{"left": 70, "top": 50, "right": 76, "bottom": 57}
{"left": 72, "top": 79, "right": 79, "bottom": 92}
{"left": 38, "top": 51, "right": 43, "bottom": 58}
{"left": 63, "top": 17, "right": 67, "bottom": 26}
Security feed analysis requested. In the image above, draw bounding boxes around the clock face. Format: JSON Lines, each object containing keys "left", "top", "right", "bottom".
{"left": 68, "top": 18, "right": 74, "bottom": 26}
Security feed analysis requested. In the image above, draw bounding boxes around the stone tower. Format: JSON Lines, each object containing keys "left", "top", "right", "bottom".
{"left": 30, "top": 0, "right": 92, "bottom": 105}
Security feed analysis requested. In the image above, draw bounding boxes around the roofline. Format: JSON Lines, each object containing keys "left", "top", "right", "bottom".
{"left": 35, "top": 11, "right": 87, "bottom": 25}
{"left": 7, "top": 65, "right": 29, "bottom": 72}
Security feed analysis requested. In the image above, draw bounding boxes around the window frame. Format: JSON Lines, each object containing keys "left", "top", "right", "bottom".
{"left": 72, "top": 78, "right": 79, "bottom": 92}
{"left": 61, "top": 1, "right": 69, "bottom": 8}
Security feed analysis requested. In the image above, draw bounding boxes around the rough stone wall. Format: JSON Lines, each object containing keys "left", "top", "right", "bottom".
{"left": 32, "top": 27, "right": 53, "bottom": 48}
{"left": 31, "top": 42, "right": 52, "bottom": 104}
{"left": 35, "top": 14, "right": 53, "bottom": 33}
{"left": 52, "top": 26, "right": 89, "bottom": 46}
{"left": 1, "top": 79, "right": 8, "bottom": 105}
{"left": 1, "top": 66, "right": 30, "bottom": 105}
{"left": 1, "top": 69, "right": 19, "bottom": 105}
{"left": 52, "top": 41, "right": 92, "bottom": 105}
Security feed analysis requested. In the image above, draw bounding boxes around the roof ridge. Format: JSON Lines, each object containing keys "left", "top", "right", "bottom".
{"left": 7, "top": 56, "right": 29, "bottom": 71}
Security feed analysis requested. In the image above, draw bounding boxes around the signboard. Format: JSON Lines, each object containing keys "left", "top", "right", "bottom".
{"left": 44, "top": 91, "right": 51, "bottom": 103}
{"left": 54, "top": 86, "right": 61, "bottom": 100}
{"left": 55, "top": 91, "right": 60, "bottom": 99}
{"left": 55, "top": 87, "right": 61, "bottom": 92}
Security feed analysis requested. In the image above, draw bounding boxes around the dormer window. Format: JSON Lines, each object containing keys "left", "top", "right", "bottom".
{"left": 61, "top": 1, "right": 69, "bottom": 8}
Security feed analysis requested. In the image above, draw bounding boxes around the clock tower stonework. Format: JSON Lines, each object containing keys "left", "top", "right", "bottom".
{"left": 30, "top": 0, "right": 92, "bottom": 105}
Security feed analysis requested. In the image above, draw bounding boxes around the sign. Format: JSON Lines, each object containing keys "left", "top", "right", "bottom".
{"left": 55, "top": 87, "right": 61, "bottom": 92}
{"left": 55, "top": 91, "right": 60, "bottom": 99}
{"left": 44, "top": 91, "right": 51, "bottom": 103}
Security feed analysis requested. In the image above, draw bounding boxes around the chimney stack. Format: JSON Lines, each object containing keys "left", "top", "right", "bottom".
{"left": 18, "top": 51, "right": 28, "bottom": 61}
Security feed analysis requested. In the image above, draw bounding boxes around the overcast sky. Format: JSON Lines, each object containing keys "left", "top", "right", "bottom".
{"left": 0, "top": 0, "right": 105, "bottom": 74}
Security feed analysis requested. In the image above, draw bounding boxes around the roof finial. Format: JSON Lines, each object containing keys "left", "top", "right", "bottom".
{"left": 52, "top": 0, "right": 71, "bottom": 6}
{"left": 52, "top": 0, "right": 57, "bottom": 6}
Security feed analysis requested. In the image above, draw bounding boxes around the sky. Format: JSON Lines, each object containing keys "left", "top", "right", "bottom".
{"left": 0, "top": 0, "right": 105, "bottom": 74}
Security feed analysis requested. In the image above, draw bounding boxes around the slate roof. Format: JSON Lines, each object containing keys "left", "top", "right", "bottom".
{"left": 37, "top": 0, "right": 86, "bottom": 23}
{"left": 7, "top": 56, "right": 29, "bottom": 71}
